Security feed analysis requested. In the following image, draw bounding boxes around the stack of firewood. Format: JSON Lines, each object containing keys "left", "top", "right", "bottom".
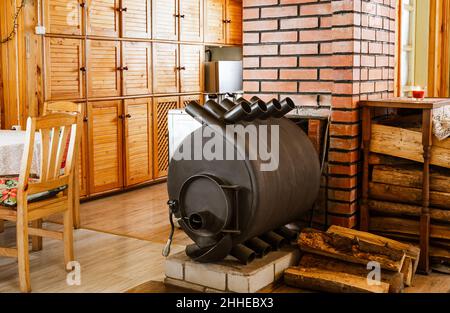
{"left": 368, "top": 118, "right": 450, "bottom": 266}
{"left": 284, "top": 226, "right": 420, "bottom": 293}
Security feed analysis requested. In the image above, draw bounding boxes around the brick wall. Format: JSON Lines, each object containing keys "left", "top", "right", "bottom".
{"left": 243, "top": 0, "right": 396, "bottom": 228}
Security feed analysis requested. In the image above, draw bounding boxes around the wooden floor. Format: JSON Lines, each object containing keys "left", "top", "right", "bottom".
{"left": 1, "top": 183, "right": 449, "bottom": 292}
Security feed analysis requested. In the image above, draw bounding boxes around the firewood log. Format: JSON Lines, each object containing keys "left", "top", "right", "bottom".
{"left": 298, "top": 228, "right": 406, "bottom": 272}
{"left": 400, "top": 257, "right": 413, "bottom": 287}
{"left": 368, "top": 200, "right": 450, "bottom": 223}
{"left": 372, "top": 165, "right": 450, "bottom": 193}
{"left": 369, "top": 182, "right": 450, "bottom": 210}
{"left": 284, "top": 266, "right": 390, "bottom": 293}
{"left": 370, "top": 124, "right": 450, "bottom": 169}
{"left": 369, "top": 217, "right": 450, "bottom": 241}
{"left": 369, "top": 154, "right": 417, "bottom": 166}
{"left": 326, "top": 225, "right": 420, "bottom": 281}
{"left": 298, "top": 254, "right": 404, "bottom": 293}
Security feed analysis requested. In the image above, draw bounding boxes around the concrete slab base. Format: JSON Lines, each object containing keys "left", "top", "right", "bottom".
{"left": 164, "top": 246, "right": 300, "bottom": 293}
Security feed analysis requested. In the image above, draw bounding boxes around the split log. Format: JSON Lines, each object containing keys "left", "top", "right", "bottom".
{"left": 368, "top": 200, "right": 450, "bottom": 223}
{"left": 327, "top": 225, "right": 420, "bottom": 280}
{"left": 298, "top": 228, "right": 406, "bottom": 272}
{"left": 299, "top": 254, "right": 404, "bottom": 293}
{"left": 430, "top": 246, "right": 450, "bottom": 263}
{"left": 400, "top": 257, "right": 413, "bottom": 287}
{"left": 370, "top": 124, "right": 450, "bottom": 169}
{"left": 369, "top": 153, "right": 416, "bottom": 166}
{"left": 284, "top": 266, "right": 390, "bottom": 293}
{"left": 369, "top": 217, "right": 450, "bottom": 241}
{"left": 372, "top": 165, "right": 450, "bottom": 193}
{"left": 369, "top": 182, "right": 450, "bottom": 210}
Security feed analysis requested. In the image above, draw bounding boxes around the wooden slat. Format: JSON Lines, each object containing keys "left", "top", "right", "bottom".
{"left": 44, "top": 0, "right": 82, "bottom": 35}
{"left": 180, "top": 44, "right": 203, "bottom": 93}
{"left": 0, "top": 247, "right": 18, "bottom": 258}
{"left": 180, "top": 0, "right": 203, "bottom": 42}
{"left": 205, "top": 0, "right": 226, "bottom": 44}
{"left": 28, "top": 227, "right": 64, "bottom": 241}
{"left": 152, "top": 0, "right": 178, "bottom": 41}
{"left": 153, "top": 43, "right": 179, "bottom": 94}
{"left": 87, "top": 0, "right": 119, "bottom": 37}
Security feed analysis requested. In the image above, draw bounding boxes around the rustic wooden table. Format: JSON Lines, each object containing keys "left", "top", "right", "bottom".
{"left": 359, "top": 97, "right": 450, "bottom": 274}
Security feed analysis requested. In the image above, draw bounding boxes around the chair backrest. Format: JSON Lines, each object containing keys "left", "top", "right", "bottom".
{"left": 43, "top": 101, "right": 82, "bottom": 115}
{"left": 18, "top": 114, "right": 81, "bottom": 196}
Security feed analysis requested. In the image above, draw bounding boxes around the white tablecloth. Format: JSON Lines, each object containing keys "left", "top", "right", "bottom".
{"left": 0, "top": 130, "right": 41, "bottom": 176}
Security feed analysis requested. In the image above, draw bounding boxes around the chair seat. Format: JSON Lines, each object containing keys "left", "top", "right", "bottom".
{"left": 0, "top": 176, "right": 67, "bottom": 208}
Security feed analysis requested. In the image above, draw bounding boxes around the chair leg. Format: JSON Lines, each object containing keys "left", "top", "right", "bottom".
{"left": 0, "top": 219, "right": 4, "bottom": 233}
{"left": 16, "top": 212, "right": 31, "bottom": 293}
{"left": 31, "top": 219, "right": 43, "bottom": 251}
{"left": 73, "top": 158, "right": 81, "bottom": 229}
{"left": 63, "top": 188, "right": 75, "bottom": 267}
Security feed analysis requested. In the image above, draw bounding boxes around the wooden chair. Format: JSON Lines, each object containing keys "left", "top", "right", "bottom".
{"left": 43, "top": 101, "right": 83, "bottom": 229}
{"left": 0, "top": 114, "right": 81, "bottom": 292}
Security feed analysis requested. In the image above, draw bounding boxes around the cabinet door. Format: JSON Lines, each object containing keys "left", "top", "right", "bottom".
{"left": 153, "top": 43, "right": 179, "bottom": 94}
{"left": 204, "top": 0, "right": 225, "bottom": 44}
{"left": 122, "top": 41, "right": 152, "bottom": 96}
{"left": 87, "top": 100, "right": 123, "bottom": 194}
{"left": 45, "top": 38, "right": 84, "bottom": 100}
{"left": 124, "top": 98, "right": 153, "bottom": 186}
{"left": 179, "top": 0, "right": 203, "bottom": 42}
{"left": 152, "top": 0, "right": 178, "bottom": 41}
{"left": 153, "top": 96, "right": 179, "bottom": 178}
{"left": 226, "top": 0, "right": 242, "bottom": 45}
{"left": 122, "top": 0, "right": 151, "bottom": 39}
{"left": 87, "top": 40, "right": 121, "bottom": 98}
{"left": 180, "top": 44, "right": 203, "bottom": 93}
{"left": 44, "top": 0, "right": 83, "bottom": 35}
{"left": 180, "top": 94, "right": 204, "bottom": 107}
{"left": 87, "top": 0, "right": 119, "bottom": 37}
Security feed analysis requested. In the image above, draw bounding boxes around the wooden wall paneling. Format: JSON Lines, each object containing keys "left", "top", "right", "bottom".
{"left": 44, "top": 0, "right": 83, "bottom": 35}
{"left": 204, "top": 0, "right": 226, "bottom": 44}
{"left": 87, "top": 100, "right": 123, "bottom": 194}
{"left": 179, "top": 0, "right": 203, "bottom": 42}
{"left": 87, "top": 39, "right": 121, "bottom": 97}
{"left": 45, "top": 37, "right": 85, "bottom": 100}
{"left": 87, "top": 0, "right": 119, "bottom": 37}
{"left": 180, "top": 94, "right": 203, "bottom": 107}
{"left": 179, "top": 44, "right": 204, "bottom": 93}
{"left": 153, "top": 96, "right": 178, "bottom": 178}
{"left": 152, "top": 0, "right": 178, "bottom": 41}
{"left": 121, "top": 0, "right": 152, "bottom": 39}
{"left": 124, "top": 97, "right": 153, "bottom": 186}
{"left": 225, "top": 0, "right": 242, "bottom": 45}
{"left": 153, "top": 42, "right": 179, "bottom": 94}
{"left": 122, "top": 41, "right": 152, "bottom": 95}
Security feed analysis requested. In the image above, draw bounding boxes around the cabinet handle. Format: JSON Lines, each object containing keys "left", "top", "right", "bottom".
{"left": 83, "top": 117, "right": 88, "bottom": 122}
{"left": 126, "top": 114, "right": 132, "bottom": 119}
{"left": 80, "top": 2, "right": 86, "bottom": 8}
{"left": 80, "top": 67, "right": 86, "bottom": 72}
{"left": 118, "top": 114, "right": 125, "bottom": 119}
{"left": 180, "top": 14, "right": 185, "bottom": 18}
{"left": 118, "top": 7, "right": 127, "bottom": 12}
{"left": 180, "top": 66, "right": 186, "bottom": 71}
{"left": 118, "top": 66, "right": 129, "bottom": 71}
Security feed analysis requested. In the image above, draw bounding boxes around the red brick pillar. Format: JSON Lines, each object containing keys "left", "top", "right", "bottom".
{"left": 242, "top": 0, "right": 397, "bottom": 228}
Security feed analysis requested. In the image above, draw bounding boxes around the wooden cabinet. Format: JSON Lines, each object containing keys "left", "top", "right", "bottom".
{"left": 122, "top": 41, "right": 152, "bottom": 96}
{"left": 122, "top": 0, "right": 152, "bottom": 39}
{"left": 153, "top": 96, "right": 179, "bottom": 178}
{"left": 152, "top": 0, "right": 178, "bottom": 41}
{"left": 87, "top": 40, "right": 121, "bottom": 98}
{"left": 179, "top": 0, "right": 204, "bottom": 42}
{"left": 204, "top": 0, "right": 226, "bottom": 44}
{"left": 44, "top": 0, "right": 83, "bottom": 35}
{"left": 153, "top": 43, "right": 179, "bottom": 94}
{"left": 45, "top": 38, "right": 85, "bottom": 100}
{"left": 180, "top": 44, "right": 204, "bottom": 93}
{"left": 78, "top": 103, "right": 89, "bottom": 197}
{"left": 87, "top": 0, "right": 119, "bottom": 37}
{"left": 87, "top": 100, "right": 123, "bottom": 194}
{"left": 124, "top": 98, "right": 153, "bottom": 186}
{"left": 226, "top": 0, "right": 242, "bottom": 45}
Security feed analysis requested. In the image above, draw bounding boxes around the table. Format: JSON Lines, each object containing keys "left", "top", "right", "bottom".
{"left": 360, "top": 97, "right": 450, "bottom": 274}
{"left": 0, "top": 130, "right": 41, "bottom": 176}
{"left": 0, "top": 129, "right": 80, "bottom": 229}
